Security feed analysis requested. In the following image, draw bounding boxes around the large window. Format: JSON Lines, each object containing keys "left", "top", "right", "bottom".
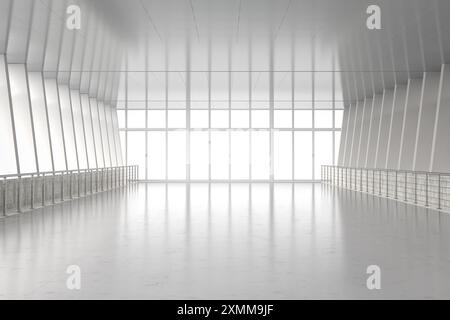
{"left": 29, "top": 72, "right": 53, "bottom": 172}
{"left": 45, "top": 79, "right": 66, "bottom": 171}
{"left": 119, "top": 71, "right": 343, "bottom": 181}
{"left": 9, "top": 64, "right": 37, "bottom": 173}
{"left": 0, "top": 56, "right": 17, "bottom": 175}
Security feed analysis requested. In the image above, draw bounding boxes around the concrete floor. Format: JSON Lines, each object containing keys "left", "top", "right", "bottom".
{"left": 1, "top": 183, "right": 450, "bottom": 299}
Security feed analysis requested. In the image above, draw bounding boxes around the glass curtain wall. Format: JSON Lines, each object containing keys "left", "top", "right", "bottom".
{"left": 118, "top": 71, "right": 344, "bottom": 181}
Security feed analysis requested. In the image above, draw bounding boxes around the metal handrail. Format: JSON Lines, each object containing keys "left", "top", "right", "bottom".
{"left": 321, "top": 165, "right": 450, "bottom": 213}
{"left": 0, "top": 165, "right": 135, "bottom": 179}
{"left": 0, "top": 165, "right": 139, "bottom": 217}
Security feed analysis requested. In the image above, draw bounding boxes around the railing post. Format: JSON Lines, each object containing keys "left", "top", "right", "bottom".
{"left": 395, "top": 171, "right": 398, "bottom": 199}
{"left": 30, "top": 174, "right": 34, "bottom": 210}
{"left": 438, "top": 174, "right": 441, "bottom": 210}
{"left": 52, "top": 172, "right": 55, "bottom": 204}
{"left": 61, "top": 172, "right": 64, "bottom": 202}
{"left": 404, "top": 172, "right": 407, "bottom": 202}
{"left": 345, "top": 167, "right": 348, "bottom": 189}
{"left": 3, "top": 178, "right": 7, "bottom": 216}
{"left": 42, "top": 173, "right": 45, "bottom": 207}
{"left": 69, "top": 171, "right": 73, "bottom": 200}
{"left": 425, "top": 173, "right": 429, "bottom": 207}
{"left": 17, "top": 177, "right": 21, "bottom": 213}
{"left": 414, "top": 172, "right": 417, "bottom": 204}
{"left": 386, "top": 170, "right": 389, "bottom": 198}
{"left": 378, "top": 170, "right": 381, "bottom": 195}
{"left": 361, "top": 169, "right": 364, "bottom": 192}
{"left": 77, "top": 170, "right": 81, "bottom": 198}
{"left": 366, "top": 169, "right": 369, "bottom": 192}
{"left": 84, "top": 170, "right": 88, "bottom": 196}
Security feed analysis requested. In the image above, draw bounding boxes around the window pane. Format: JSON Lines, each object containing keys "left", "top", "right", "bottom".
{"left": 120, "top": 131, "right": 126, "bottom": 165}
{"left": 148, "top": 110, "right": 165, "bottom": 129}
{"left": 251, "top": 131, "right": 269, "bottom": 180}
{"left": 105, "top": 105, "right": 117, "bottom": 167}
{"left": 191, "top": 72, "right": 208, "bottom": 107}
{"left": 211, "top": 131, "right": 229, "bottom": 179}
{"left": 211, "top": 72, "right": 228, "bottom": 103}
{"left": 191, "top": 110, "right": 208, "bottom": 128}
{"left": 294, "top": 131, "right": 312, "bottom": 180}
{"left": 251, "top": 110, "right": 269, "bottom": 128}
{"left": 81, "top": 94, "right": 96, "bottom": 168}
{"left": 112, "top": 108, "right": 123, "bottom": 166}
{"left": 168, "top": 110, "right": 186, "bottom": 128}
{"left": 90, "top": 98, "right": 104, "bottom": 167}
{"left": 315, "top": 110, "right": 333, "bottom": 128}
{"left": 98, "top": 102, "right": 111, "bottom": 167}
{"left": 274, "top": 110, "right": 292, "bottom": 128}
{"left": 190, "top": 131, "right": 209, "bottom": 179}
{"left": 335, "top": 110, "right": 344, "bottom": 128}
{"left": 231, "top": 110, "right": 249, "bottom": 128}
{"left": 231, "top": 131, "right": 249, "bottom": 179}
{"left": 117, "top": 110, "right": 125, "bottom": 128}
{"left": 168, "top": 73, "right": 185, "bottom": 108}
{"left": 251, "top": 72, "right": 269, "bottom": 107}
{"left": 9, "top": 64, "right": 36, "bottom": 173}
{"left": 211, "top": 110, "right": 228, "bottom": 128}
{"left": 0, "top": 56, "right": 17, "bottom": 175}
{"left": 128, "top": 110, "right": 146, "bottom": 129}
{"left": 59, "top": 84, "right": 77, "bottom": 170}
{"left": 70, "top": 90, "right": 88, "bottom": 169}
{"left": 335, "top": 131, "right": 341, "bottom": 165}
{"left": 168, "top": 131, "right": 186, "bottom": 179}
{"left": 274, "top": 131, "right": 292, "bottom": 179}
{"left": 128, "top": 131, "right": 146, "bottom": 179}
{"left": 314, "top": 131, "right": 333, "bottom": 179}
{"left": 274, "top": 72, "right": 291, "bottom": 108}
{"left": 148, "top": 132, "right": 166, "bottom": 179}
{"left": 28, "top": 72, "right": 52, "bottom": 172}
{"left": 45, "top": 79, "right": 66, "bottom": 171}
{"left": 294, "top": 72, "right": 312, "bottom": 103}
{"left": 294, "top": 110, "right": 312, "bottom": 128}
{"left": 315, "top": 72, "right": 332, "bottom": 102}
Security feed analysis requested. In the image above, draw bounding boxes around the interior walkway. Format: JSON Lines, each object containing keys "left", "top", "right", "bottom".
{"left": 1, "top": 183, "right": 450, "bottom": 299}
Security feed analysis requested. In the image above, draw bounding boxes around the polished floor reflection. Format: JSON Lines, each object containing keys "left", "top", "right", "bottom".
{"left": 1, "top": 183, "right": 450, "bottom": 299}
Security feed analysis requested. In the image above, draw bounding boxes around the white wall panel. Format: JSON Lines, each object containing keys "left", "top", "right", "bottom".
{"left": 386, "top": 85, "right": 408, "bottom": 169}
{"left": 350, "top": 100, "right": 365, "bottom": 167}
{"left": 71, "top": 90, "right": 88, "bottom": 170}
{"left": 98, "top": 102, "right": 111, "bottom": 167}
{"left": 9, "top": 64, "right": 36, "bottom": 173}
{"left": 343, "top": 103, "right": 356, "bottom": 166}
{"left": 91, "top": 98, "right": 105, "bottom": 168}
{"left": 357, "top": 97, "right": 373, "bottom": 167}
{"left": 432, "top": 65, "right": 450, "bottom": 172}
{"left": 337, "top": 104, "right": 350, "bottom": 166}
{"left": 81, "top": 94, "right": 97, "bottom": 169}
{"left": 0, "top": 55, "right": 17, "bottom": 175}
{"left": 375, "top": 89, "right": 394, "bottom": 169}
{"left": 414, "top": 72, "right": 440, "bottom": 171}
{"left": 44, "top": 79, "right": 66, "bottom": 171}
{"left": 366, "top": 93, "right": 383, "bottom": 168}
{"left": 398, "top": 78, "right": 423, "bottom": 171}
{"left": 59, "top": 84, "right": 78, "bottom": 170}
{"left": 28, "top": 72, "right": 52, "bottom": 172}
{"left": 105, "top": 105, "right": 118, "bottom": 167}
